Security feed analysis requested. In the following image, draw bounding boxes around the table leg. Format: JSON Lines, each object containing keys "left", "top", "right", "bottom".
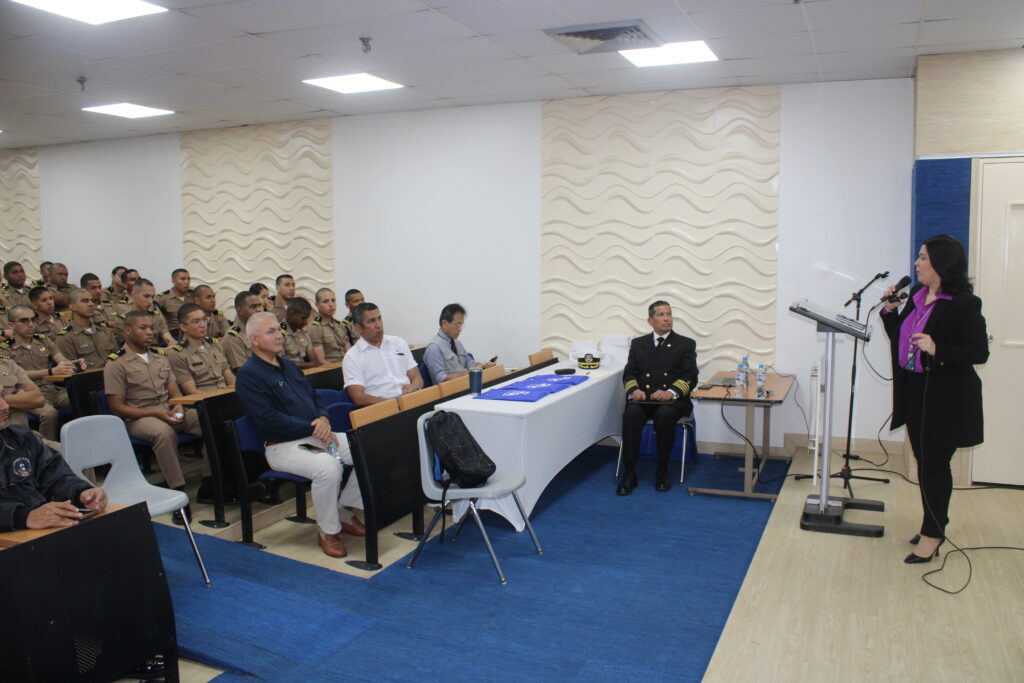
{"left": 744, "top": 404, "right": 756, "bottom": 494}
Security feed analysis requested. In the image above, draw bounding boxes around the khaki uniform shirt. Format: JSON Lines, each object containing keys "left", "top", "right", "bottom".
{"left": 169, "top": 338, "right": 229, "bottom": 393}
{"left": 0, "top": 357, "right": 37, "bottom": 427}
{"left": 281, "top": 324, "right": 313, "bottom": 364}
{"left": 221, "top": 326, "right": 252, "bottom": 373}
{"left": 103, "top": 347, "right": 175, "bottom": 409}
{"left": 33, "top": 313, "right": 63, "bottom": 341}
{"left": 341, "top": 315, "right": 359, "bottom": 347}
{"left": 3, "top": 286, "right": 31, "bottom": 309}
{"left": 47, "top": 282, "right": 74, "bottom": 308}
{"left": 205, "top": 310, "right": 230, "bottom": 340}
{"left": 56, "top": 321, "right": 120, "bottom": 370}
{"left": 309, "top": 315, "right": 350, "bottom": 363}
{"left": 155, "top": 289, "right": 194, "bottom": 335}
{"left": 6, "top": 335, "right": 64, "bottom": 404}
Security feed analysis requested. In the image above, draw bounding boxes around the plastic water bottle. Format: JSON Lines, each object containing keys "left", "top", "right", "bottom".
{"left": 756, "top": 364, "right": 766, "bottom": 398}
{"left": 734, "top": 363, "right": 747, "bottom": 388}
{"left": 326, "top": 441, "right": 342, "bottom": 464}
{"left": 741, "top": 355, "right": 751, "bottom": 375}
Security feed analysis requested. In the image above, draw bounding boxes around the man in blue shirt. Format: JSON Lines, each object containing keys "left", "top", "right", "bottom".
{"left": 422, "top": 303, "right": 495, "bottom": 384}
{"left": 235, "top": 312, "right": 363, "bottom": 558}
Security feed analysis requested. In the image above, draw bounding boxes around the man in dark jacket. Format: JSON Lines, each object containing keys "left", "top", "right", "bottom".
{"left": 235, "top": 312, "right": 363, "bottom": 559}
{"left": 618, "top": 301, "right": 699, "bottom": 495}
{"left": 0, "top": 394, "right": 107, "bottom": 531}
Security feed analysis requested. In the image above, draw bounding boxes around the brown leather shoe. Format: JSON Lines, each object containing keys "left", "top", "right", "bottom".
{"left": 317, "top": 529, "right": 347, "bottom": 558}
{"left": 340, "top": 516, "right": 365, "bottom": 537}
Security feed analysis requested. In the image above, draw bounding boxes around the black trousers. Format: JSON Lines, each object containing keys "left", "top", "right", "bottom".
{"left": 904, "top": 372, "right": 956, "bottom": 539}
{"left": 621, "top": 401, "right": 690, "bottom": 477}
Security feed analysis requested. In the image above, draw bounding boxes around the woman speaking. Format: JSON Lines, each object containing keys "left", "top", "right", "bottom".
{"left": 881, "top": 234, "right": 988, "bottom": 564}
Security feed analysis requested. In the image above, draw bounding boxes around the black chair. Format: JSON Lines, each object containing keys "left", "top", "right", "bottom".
{"left": 0, "top": 503, "right": 180, "bottom": 682}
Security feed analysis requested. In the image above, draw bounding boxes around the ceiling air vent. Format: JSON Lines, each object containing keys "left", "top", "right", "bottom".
{"left": 545, "top": 20, "right": 662, "bottom": 55}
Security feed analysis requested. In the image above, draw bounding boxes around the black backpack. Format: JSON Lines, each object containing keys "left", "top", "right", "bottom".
{"left": 425, "top": 410, "right": 496, "bottom": 489}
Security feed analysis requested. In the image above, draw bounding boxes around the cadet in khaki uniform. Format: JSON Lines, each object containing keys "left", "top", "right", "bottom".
{"left": 155, "top": 269, "right": 194, "bottom": 339}
{"left": 281, "top": 297, "right": 318, "bottom": 369}
{"left": 341, "top": 289, "right": 364, "bottom": 348}
{"left": 308, "top": 288, "right": 350, "bottom": 364}
{"left": 80, "top": 274, "right": 121, "bottom": 340}
{"left": 113, "top": 278, "right": 176, "bottom": 347}
{"left": 222, "top": 291, "right": 261, "bottom": 373}
{"left": 109, "top": 269, "right": 139, "bottom": 315}
{"left": 103, "top": 311, "right": 207, "bottom": 493}
{"left": 169, "top": 304, "right": 234, "bottom": 395}
{"left": 46, "top": 263, "right": 74, "bottom": 313}
{"left": 102, "top": 266, "right": 127, "bottom": 305}
{"left": 270, "top": 274, "right": 295, "bottom": 322}
{"left": 29, "top": 287, "right": 63, "bottom": 341}
{"left": 56, "top": 289, "right": 120, "bottom": 370}
{"left": 4, "top": 306, "right": 75, "bottom": 439}
{"left": 193, "top": 285, "right": 230, "bottom": 340}
{"left": 0, "top": 355, "right": 46, "bottom": 431}
{"left": 3, "top": 262, "right": 32, "bottom": 309}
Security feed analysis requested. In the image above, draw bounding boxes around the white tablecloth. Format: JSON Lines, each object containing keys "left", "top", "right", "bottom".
{"left": 437, "top": 362, "right": 625, "bottom": 531}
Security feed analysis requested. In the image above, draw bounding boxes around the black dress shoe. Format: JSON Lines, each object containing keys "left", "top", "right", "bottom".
{"left": 616, "top": 475, "right": 638, "bottom": 496}
{"left": 655, "top": 473, "right": 671, "bottom": 492}
{"left": 172, "top": 505, "right": 191, "bottom": 526}
{"left": 904, "top": 538, "right": 944, "bottom": 564}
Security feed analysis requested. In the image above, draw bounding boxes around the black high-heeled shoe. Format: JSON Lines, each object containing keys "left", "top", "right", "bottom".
{"left": 904, "top": 538, "right": 945, "bottom": 564}
{"left": 909, "top": 534, "right": 920, "bottom": 545}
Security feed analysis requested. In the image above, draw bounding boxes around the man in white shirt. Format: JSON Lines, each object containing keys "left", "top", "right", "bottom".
{"left": 342, "top": 303, "right": 423, "bottom": 406}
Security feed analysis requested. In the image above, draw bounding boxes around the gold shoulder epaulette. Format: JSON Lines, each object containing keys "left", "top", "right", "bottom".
{"left": 214, "top": 309, "right": 222, "bottom": 316}
{"left": 207, "top": 336, "right": 220, "bottom": 344}
{"left": 228, "top": 328, "right": 239, "bottom": 336}
{"left": 108, "top": 348, "right": 126, "bottom": 360}
{"left": 312, "top": 318, "right": 322, "bottom": 326}
{"left": 116, "top": 312, "right": 126, "bottom": 319}
{"left": 171, "top": 344, "right": 184, "bottom": 352}
{"left": 58, "top": 326, "right": 69, "bottom": 335}
{"left": 150, "top": 346, "right": 166, "bottom": 355}
{"left": 33, "top": 333, "right": 46, "bottom": 339}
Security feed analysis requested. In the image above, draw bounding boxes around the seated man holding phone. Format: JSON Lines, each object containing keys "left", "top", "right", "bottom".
{"left": 0, "top": 393, "right": 107, "bottom": 531}
{"left": 235, "top": 312, "right": 364, "bottom": 559}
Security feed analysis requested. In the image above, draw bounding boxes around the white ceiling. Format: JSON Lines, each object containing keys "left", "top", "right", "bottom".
{"left": 1, "top": 0, "right": 1022, "bottom": 149}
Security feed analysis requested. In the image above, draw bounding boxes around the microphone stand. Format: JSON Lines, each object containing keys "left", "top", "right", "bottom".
{"left": 797, "top": 272, "right": 890, "bottom": 494}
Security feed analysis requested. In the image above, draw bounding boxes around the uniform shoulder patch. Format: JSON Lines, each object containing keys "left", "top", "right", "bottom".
{"left": 58, "top": 327, "right": 69, "bottom": 335}
{"left": 228, "top": 328, "right": 239, "bottom": 336}
{"left": 312, "top": 319, "right": 322, "bottom": 326}
{"left": 33, "top": 332, "right": 47, "bottom": 339}
{"left": 108, "top": 348, "right": 126, "bottom": 360}
{"left": 207, "top": 336, "right": 220, "bottom": 345}
{"left": 116, "top": 312, "right": 126, "bottom": 319}
{"left": 150, "top": 346, "right": 166, "bottom": 355}
{"left": 171, "top": 344, "right": 184, "bottom": 352}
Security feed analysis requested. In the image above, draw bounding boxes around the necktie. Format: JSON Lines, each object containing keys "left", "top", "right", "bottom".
{"left": 450, "top": 339, "right": 458, "bottom": 354}
{"left": 656, "top": 336, "right": 664, "bottom": 348}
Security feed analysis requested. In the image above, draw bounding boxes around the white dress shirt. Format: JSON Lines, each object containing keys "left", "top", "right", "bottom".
{"left": 342, "top": 334, "right": 416, "bottom": 399}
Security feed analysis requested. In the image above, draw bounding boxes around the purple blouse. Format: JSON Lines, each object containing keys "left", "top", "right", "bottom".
{"left": 892, "top": 287, "right": 952, "bottom": 372}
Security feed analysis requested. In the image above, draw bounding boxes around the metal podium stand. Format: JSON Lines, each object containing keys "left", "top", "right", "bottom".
{"left": 789, "top": 300, "right": 884, "bottom": 537}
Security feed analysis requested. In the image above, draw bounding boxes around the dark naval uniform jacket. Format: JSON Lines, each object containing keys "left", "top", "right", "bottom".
{"left": 622, "top": 331, "right": 699, "bottom": 412}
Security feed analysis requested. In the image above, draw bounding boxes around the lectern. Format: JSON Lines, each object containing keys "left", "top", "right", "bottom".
{"left": 789, "top": 300, "right": 884, "bottom": 536}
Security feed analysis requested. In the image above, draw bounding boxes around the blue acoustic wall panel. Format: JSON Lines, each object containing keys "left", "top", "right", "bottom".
{"left": 911, "top": 158, "right": 972, "bottom": 279}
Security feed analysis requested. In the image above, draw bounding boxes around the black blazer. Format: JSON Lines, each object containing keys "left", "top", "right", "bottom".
{"left": 881, "top": 285, "right": 988, "bottom": 448}
{"left": 622, "top": 331, "right": 699, "bottom": 413}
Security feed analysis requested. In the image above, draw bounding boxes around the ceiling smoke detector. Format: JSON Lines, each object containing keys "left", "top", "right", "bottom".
{"left": 545, "top": 20, "right": 661, "bottom": 55}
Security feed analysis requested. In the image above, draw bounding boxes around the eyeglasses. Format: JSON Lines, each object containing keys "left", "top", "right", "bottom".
{"left": 185, "top": 317, "right": 209, "bottom": 325}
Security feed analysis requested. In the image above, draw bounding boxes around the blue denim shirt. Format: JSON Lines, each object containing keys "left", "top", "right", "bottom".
{"left": 235, "top": 354, "right": 326, "bottom": 443}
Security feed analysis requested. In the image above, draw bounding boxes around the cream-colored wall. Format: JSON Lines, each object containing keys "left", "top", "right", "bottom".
{"left": 541, "top": 87, "right": 779, "bottom": 373}
{"left": 180, "top": 119, "right": 334, "bottom": 318}
{"left": 0, "top": 148, "right": 43, "bottom": 273}
{"left": 916, "top": 49, "right": 1024, "bottom": 156}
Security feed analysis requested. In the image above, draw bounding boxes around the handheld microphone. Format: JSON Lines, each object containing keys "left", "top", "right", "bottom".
{"left": 882, "top": 275, "right": 912, "bottom": 303}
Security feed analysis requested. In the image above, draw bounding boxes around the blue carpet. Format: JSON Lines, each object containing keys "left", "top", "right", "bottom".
{"left": 154, "top": 446, "right": 787, "bottom": 682}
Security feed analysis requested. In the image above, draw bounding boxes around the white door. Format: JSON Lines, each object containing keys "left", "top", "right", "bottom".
{"left": 971, "top": 157, "right": 1024, "bottom": 485}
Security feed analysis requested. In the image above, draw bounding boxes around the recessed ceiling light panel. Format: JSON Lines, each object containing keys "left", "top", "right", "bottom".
{"left": 12, "top": 0, "right": 167, "bottom": 25}
{"left": 82, "top": 103, "right": 174, "bottom": 118}
{"left": 619, "top": 40, "right": 719, "bottom": 67}
{"left": 303, "top": 73, "right": 404, "bottom": 95}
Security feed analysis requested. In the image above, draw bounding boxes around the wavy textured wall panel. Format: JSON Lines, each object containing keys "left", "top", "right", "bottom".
{"left": 181, "top": 120, "right": 333, "bottom": 318}
{"left": 541, "top": 87, "right": 779, "bottom": 373}
{"left": 0, "top": 148, "right": 43, "bottom": 270}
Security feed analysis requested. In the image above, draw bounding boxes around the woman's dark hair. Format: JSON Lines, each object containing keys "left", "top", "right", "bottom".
{"left": 248, "top": 282, "right": 269, "bottom": 295}
{"left": 923, "top": 234, "right": 972, "bottom": 295}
